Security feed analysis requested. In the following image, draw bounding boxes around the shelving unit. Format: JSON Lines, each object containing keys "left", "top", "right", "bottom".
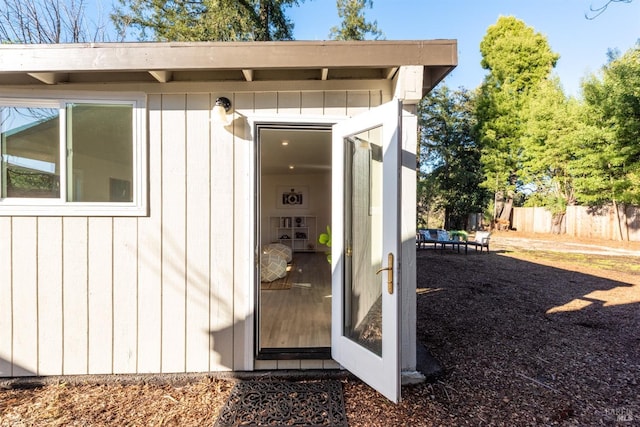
{"left": 270, "top": 215, "right": 317, "bottom": 252}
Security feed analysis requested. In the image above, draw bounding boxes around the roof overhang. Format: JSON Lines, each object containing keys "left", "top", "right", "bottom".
{"left": 0, "top": 40, "right": 457, "bottom": 98}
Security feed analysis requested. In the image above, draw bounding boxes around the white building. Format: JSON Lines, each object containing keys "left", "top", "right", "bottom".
{"left": 0, "top": 41, "right": 456, "bottom": 402}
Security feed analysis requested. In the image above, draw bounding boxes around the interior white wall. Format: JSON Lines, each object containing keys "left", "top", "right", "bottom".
{"left": 260, "top": 171, "right": 331, "bottom": 250}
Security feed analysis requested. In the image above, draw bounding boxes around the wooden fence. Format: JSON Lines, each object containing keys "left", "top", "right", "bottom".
{"left": 512, "top": 205, "right": 640, "bottom": 242}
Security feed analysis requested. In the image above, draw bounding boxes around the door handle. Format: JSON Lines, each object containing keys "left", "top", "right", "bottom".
{"left": 375, "top": 253, "right": 394, "bottom": 295}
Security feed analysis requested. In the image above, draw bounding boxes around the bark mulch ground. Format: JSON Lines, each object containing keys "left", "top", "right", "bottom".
{"left": 1, "top": 233, "right": 639, "bottom": 426}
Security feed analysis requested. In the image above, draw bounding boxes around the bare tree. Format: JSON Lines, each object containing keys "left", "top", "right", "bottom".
{"left": 0, "top": 0, "right": 111, "bottom": 43}
{"left": 586, "top": 0, "right": 633, "bottom": 19}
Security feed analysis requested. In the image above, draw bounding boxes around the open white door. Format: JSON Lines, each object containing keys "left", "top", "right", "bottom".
{"left": 331, "top": 99, "right": 402, "bottom": 403}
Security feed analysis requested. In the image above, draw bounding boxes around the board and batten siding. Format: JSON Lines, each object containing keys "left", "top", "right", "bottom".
{"left": 0, "top": 89, "right": 384, "bottom": 377}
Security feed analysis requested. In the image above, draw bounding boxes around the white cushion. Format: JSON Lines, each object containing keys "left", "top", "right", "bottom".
{"left": 263, "top": 243, "right": 292, "bottom": 263}
{"left": 260, "top": 253, "right": 287, "bottom": 282}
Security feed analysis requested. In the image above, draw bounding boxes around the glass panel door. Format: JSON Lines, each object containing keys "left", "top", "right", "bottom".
{"left": 331, "top": 100, "right": 402, "bottom": 403}
{"left": 343, "top": 128, "right": 384, "bottom": 356}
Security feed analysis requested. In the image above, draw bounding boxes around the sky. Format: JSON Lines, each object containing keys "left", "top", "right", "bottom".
{"left": 285, "top": 0, "right": 640, "bottom": 97}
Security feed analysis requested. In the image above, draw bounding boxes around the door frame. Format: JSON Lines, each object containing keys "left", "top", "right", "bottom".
{"left": 249, "top": 103, "right": 406, "bottom": 404}
{"left": 251, "top": 117, "right": 338, "bottom": 361}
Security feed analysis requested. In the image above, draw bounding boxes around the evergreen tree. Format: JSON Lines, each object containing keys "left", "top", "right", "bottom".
{"left": 418, "top": 86, "right": 488, "bottom": 230}
{"left": 112, "top": 0, "right": 304, "bottom": 42}
{"left": 476, "top": 16, "right": 559, "bottom": 226}
{"left": 519, "top": 78, "right": 580, "bottom": 232}
{"left": 329, "top": 0, "right": 382, "bottom": 41}
{"left": 570, "top": 45, "right": 640, "bottom": 239}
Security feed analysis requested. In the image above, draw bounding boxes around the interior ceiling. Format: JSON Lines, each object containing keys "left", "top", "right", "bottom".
{"left": 260, "top": 128, "right": 331, "bottom": 175}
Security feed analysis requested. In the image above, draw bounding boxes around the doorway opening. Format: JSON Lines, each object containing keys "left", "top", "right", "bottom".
{"left": 256, "top": 123, "right": 332, "bottom": 359}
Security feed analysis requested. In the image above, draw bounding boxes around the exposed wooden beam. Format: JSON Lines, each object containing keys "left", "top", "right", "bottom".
{"left": 383, "top": 67, "right": 398, "bottom": 80}
{"left": 422, "top": 66, "right": 453, "bottom": 94}
{"left": 148, "top": 70, "right": 172, "bottom": 83}
{"left": 27, "top": 72, "right": 68, "bottom": 84}
{"left": 241, "top": 69, "right": 253, "bottom": 81}
{"left": 321, "top": 68, "right": 329, "bottom": 81}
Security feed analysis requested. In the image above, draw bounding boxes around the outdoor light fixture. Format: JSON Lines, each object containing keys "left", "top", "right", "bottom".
{"left": 212, "top": 96, "right": 232, "bottom": 125}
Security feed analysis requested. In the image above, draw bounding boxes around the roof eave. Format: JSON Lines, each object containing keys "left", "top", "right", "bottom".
{"left": 0, "top": 40, "right": 457, "bottom": 91}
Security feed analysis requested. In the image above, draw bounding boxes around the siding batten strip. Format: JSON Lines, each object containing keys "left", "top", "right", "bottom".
{"left": 86, "top": 218, "right": 90, "bottom": 374}
{"left": 137, "top": 94, "right": 162, "bottom": 373}
{"left": 161, "top": 93, "right": 188, "bottom": 373}
{"left": 232, "top": 92, "right": 256, "bottom": 371}
{"left": 324, "top": 91, "right": 347, "bottom": 116}
{"left": 210, "top": 92, "right": 236, "bottom": 371}
{"left": 113, "top": 218, "right": 138, "bottom": 373}
{"left": 135, "top": 218, "right": 140, "bottom": 373}
{"left": 111, "top": 219, "right": 115, "bottom": 374}
{"left": 276, "top": 92, "right": 301, "bottom": 115}
{"left": 37, "top": 217, "right": 63, "bottom": 375}
{"left": 35, "top": 219, "right": 39, "bottom": 376}
{"left": 0, "top": 217, "right": 13, "bottom": 376}
{"left": 36, "top": 217, "right": 66, "bottom": 376}
{"left": 62, "top": 217, "right": 89, "bottom": 375}
{"left": 209, "top": 93, "right": 213, "bottom": 372}
{"left": 88, "top": 217, "right": 113, "bottom": 374}
{"left": 185, "top": 93, "right": 211, "bottom": 372}
{"left": 12, "top": 217, "right": 38, "bottom": 376}
{"left": 159, "top": 94, "right": 164, "bottom": 373}
{"left": 183, "top": 94, "right": 188, "bottom": 373}
{"left": 61, "top": 219, "right": 64, "bottom": 375}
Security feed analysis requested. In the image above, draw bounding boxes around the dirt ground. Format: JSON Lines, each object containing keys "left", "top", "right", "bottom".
{"left": 1, "top": 232, "right": 639, "bottom": 426}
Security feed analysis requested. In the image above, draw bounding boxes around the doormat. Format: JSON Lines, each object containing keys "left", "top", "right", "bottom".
{"left": 261, "top": 263, "right": 295, "bottom": 290}
{"left": 214, "top": 380, "right": 347, "bottom": 427}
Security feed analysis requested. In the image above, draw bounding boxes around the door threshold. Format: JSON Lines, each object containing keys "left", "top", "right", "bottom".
{"left": 257, "top": 347, "right": 331, "bottom": 360}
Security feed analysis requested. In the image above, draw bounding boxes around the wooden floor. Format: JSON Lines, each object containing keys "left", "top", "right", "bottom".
{"left": 259, "top": 252, "right": 331, "bottom": 349}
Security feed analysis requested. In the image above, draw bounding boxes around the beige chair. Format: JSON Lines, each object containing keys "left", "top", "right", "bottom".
{"left": 468, "top": 231, "right": 491, "bottom": 253}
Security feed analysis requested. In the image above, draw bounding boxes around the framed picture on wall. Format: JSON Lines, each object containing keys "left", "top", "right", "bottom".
{"left": 277, "top": 186, "right": 309, "bottom": 209}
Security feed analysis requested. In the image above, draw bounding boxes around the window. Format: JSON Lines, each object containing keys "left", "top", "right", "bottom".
{"left": 0, "top": 96, "right": 146, "bottom": 215}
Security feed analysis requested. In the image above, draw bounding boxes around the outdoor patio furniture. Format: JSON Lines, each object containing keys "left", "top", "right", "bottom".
{"left": 417, "top": 229, "right": 468, "bottom": 254}
{"left": 416, "top": 228, "right": 444, "bottom": 250}
{"left": 467, "top": 231, "right": 491, "bottom": 253}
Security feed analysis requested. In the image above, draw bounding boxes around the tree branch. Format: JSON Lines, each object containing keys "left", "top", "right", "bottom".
{"left": 586, "top": 0, "right": 633, "bottom": 19}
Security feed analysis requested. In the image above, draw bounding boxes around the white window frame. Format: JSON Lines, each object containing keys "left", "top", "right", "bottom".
{"left": 0, "top": 93, "right": 147, "bottom": 216}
